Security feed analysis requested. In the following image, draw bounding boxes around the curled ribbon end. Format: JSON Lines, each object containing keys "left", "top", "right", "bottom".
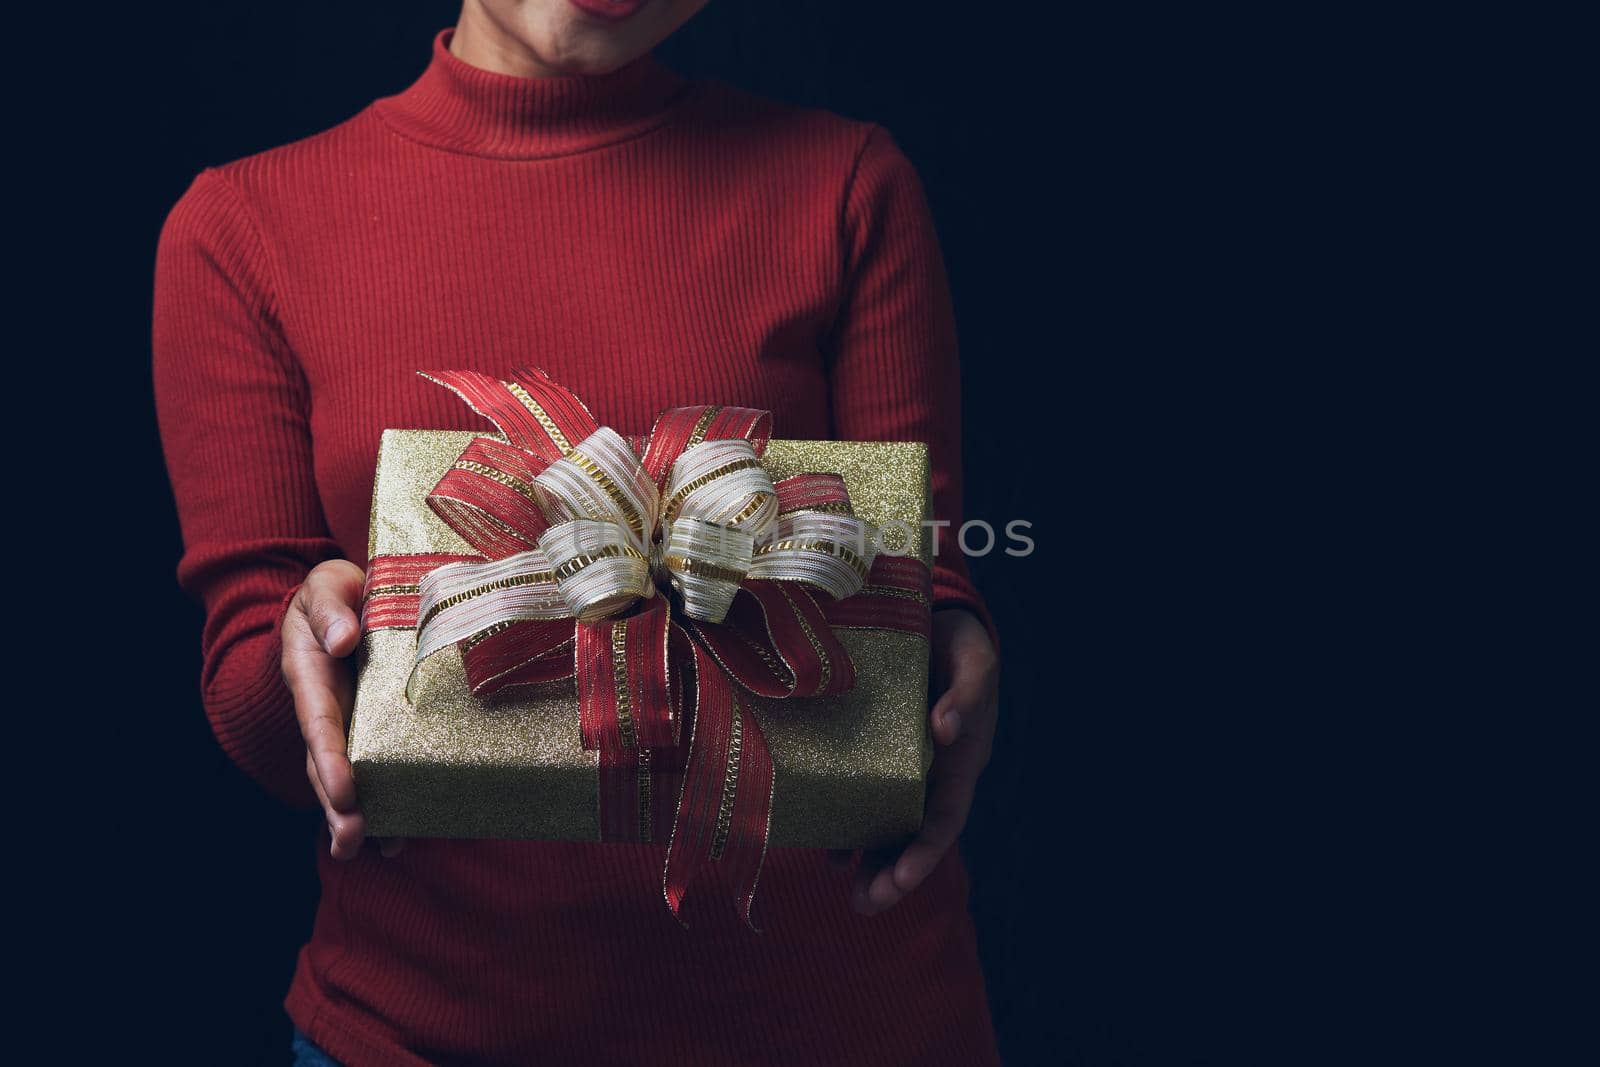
{"left": 663, "top": 884, "right": 691, "bottom": 932}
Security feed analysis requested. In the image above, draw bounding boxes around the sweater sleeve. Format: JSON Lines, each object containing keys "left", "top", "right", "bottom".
{"left": 153, "top": 170, "right": 340, "bottom": 808}
{"left": 825, "top": 126, "right": 998, "bottom": 650}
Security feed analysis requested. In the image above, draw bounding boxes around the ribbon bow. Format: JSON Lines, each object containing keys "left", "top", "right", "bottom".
{"left": 362, "top": 369, "right": 932, "bottom": 927}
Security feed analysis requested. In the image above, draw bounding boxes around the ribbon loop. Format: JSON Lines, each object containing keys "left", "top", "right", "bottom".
{"left": 661, "top": 517, "right": 754, "bottom": 622}
{"left": 748, "top": 512, "right": 877, "bottom": 600}
{"left": 461, "top": 620, "right": 575, "bottom": 696}
{"left": 531, "top": 427, "right": 660, "bottom": 552}
{"left": 693, "top": 580, "right": 854, "bottom": 699}
{"left": 663, "top": 438, "right": 778, "bottom": 532}
{"left": 538, "top": 519, "right": 653, "bottom": 622}
{"left": 642, "top": 404, "right": 774, "bottom": 488}
{"left": 425, "top": 436, "right": 554, "bottom": 559}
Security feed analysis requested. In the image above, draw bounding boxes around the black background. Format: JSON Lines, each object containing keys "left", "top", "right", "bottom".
{"left": 40, "top": 3, "right": 1331, "bottom": 1065}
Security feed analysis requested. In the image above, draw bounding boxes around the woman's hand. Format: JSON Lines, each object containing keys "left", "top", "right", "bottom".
{"left": 280, "top": 560, "right": 402, "bottom": 860}
{"left": 837, "top": 607, "right": 999, "bottom": 914}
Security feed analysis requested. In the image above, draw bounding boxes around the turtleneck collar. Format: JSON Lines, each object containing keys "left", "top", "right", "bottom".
{"left": 372, "top": 29, "right": 690, "bottom": 160}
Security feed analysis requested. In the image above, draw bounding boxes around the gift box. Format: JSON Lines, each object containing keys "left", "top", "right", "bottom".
{"left": 348, "top": 371, "right": 935, "bottom": 918}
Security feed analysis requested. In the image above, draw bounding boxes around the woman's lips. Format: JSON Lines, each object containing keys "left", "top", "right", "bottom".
{"left": 568, "top": 0, "right": 650, "bottom": 22}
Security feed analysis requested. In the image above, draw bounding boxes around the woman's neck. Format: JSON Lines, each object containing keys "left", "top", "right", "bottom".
{"left": 451, "top": 5, "right": 564, "bottom": 78}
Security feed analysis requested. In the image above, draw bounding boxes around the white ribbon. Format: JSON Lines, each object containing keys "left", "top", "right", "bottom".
{"left": 411, "top": 426, "right": 880, "bottom": 687}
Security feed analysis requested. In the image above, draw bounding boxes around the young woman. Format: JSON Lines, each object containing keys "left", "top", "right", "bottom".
{"left": 154, "top": 3, "right": 1001, "bottom": 1063}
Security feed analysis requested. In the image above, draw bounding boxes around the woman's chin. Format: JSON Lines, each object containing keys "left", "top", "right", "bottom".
{"left": 531, "top": 29, "right": 652, "bottom": 75}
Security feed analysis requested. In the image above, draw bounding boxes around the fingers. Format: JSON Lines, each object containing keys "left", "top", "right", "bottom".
{"left": 306, "top": 750, "right": 366, "bottom": 860}
{"left": 930, "top": 687, "right": 967, "bottom": 746}
{"left": 930, "top": 611, "right": 997, "bottom": 747}
{"left": 849, "top": 737, "right": 985, "bottom": 916}
{"left": 892, "top": 736, "right": 983, "bottom": 895}
{"left": 851, "top": 847, "right": 899, "bottom": 915}
{"left": 285, "top": 632, "right": 359, "bottom": 815}
{"left": 930, "top": 669, "right": 991, "bottom": 746}
{"left": 930, "top": 610, "right": 999, "bottom": 743}
{"left": 299, "top": 560, "right": 366, "bottom": 657}
{"left": 283, "top": 560, "right": 368, "bottom": 859}
{"left": 303, "top": 750, "right": 403, "bottom": 861}
{"left": 852, "top": 611, "right": 999, "bottom": 916}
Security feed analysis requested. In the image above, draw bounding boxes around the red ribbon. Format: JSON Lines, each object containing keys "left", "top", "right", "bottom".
{"left": 363, "top": 368, "right": 931, "bottom": 926}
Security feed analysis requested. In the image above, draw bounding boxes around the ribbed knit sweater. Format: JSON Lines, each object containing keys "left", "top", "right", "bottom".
{"left": 154, "top": 29, "right": 998, "bottom": 1066}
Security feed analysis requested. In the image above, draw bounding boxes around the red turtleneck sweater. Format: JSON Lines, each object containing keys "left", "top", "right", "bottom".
{"left": 154, "top": 30, "right": 998, "bottom": 1067}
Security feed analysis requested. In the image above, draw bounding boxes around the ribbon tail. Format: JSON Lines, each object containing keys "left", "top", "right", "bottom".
{"left": 663, "top": 639, "right": 775, "bottom": 930}
{"left": 584, "top": 598, "right": 683, "bottom": 845}
{"left": 420, "top": 369, "right": 599, "bottom": 460}
{"left": 576, "top": 596, "right": 677, "bottom": 752}
{"left": 727, "top": 699, "right": 775, "bottom": 931}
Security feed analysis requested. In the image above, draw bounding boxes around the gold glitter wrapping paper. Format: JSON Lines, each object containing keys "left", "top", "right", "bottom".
{"left": 350, "top": 430, "right": 934, "bottom": 849}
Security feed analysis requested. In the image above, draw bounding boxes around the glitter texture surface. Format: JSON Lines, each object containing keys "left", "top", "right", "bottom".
{"left": 349, "top": 430, "right": 933, "bottom": 848}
